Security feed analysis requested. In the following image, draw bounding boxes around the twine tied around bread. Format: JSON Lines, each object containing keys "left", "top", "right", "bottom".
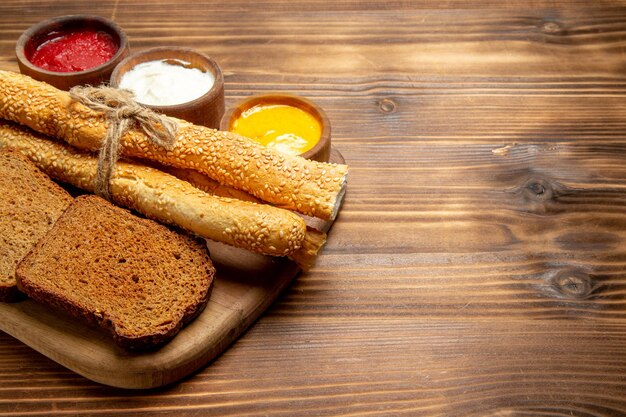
{"left": 69, "top": 86, "right": 178, "bottom": 201}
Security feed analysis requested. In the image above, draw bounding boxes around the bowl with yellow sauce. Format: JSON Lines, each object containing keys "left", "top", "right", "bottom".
{"left": 221, "top": 94, "right": 331, "bottom": 162}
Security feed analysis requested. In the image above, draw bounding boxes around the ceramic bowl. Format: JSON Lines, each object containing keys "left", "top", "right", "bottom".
{"left": 220, "top": 94, "right": 331, "bottom": 162}
{"left": 15, "top": 15, "right": 130, "bottom": 91}
{"left": 110, "top": 47, "right": 225, "bottom": 129}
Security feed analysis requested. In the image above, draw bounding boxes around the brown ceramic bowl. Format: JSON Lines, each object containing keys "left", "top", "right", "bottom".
{"left": 220, "top": 94, "right": 331, "bottom": 162}
{"left": 110, "top": 47, "right": 225, "bottom": 129}
{"left": 15, "top": 15, "right": 130, "bottom": 91}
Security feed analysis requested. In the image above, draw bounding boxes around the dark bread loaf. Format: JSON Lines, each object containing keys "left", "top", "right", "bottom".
{"left": 0, "top": 149, "right": 72, "bottom": 301}
{"left": 16, "top": 195, "right": 215, "bottom": 350}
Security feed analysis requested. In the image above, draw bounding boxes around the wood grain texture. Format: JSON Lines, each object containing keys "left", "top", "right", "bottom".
{"left": 2, "top": 1, "right": 626, "bottom": 416}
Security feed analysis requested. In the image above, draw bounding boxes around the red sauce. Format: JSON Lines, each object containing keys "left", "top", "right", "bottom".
{"left": 29, "top": 29, "right": 118, "bottom": 73}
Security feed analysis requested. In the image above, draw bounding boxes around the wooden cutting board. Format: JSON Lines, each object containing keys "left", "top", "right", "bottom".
{"left": 0, "top": 148, "right": 344, "bottom": 389}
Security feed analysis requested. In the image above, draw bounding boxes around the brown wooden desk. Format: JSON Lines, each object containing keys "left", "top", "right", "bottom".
{"left": 1, "top": 1, "right": 626, "bottom": 415}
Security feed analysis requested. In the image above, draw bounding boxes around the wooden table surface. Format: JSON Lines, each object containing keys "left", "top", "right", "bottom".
{"left": 2, "top": 1, "right": 626, "bottom": 415}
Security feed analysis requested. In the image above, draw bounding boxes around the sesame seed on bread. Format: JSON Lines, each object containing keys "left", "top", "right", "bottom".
{"left": 16, "top": 195, "right": 215, "bottom": 350}
{"left": 0, "top": 70, "right": 348, "bottom": 221}
{"left": 0, "top": 149, "right": 73, "bottom": 302}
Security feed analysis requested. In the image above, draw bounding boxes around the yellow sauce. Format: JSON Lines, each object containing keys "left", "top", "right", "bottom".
{"left": 230, "top": 104, "right": 321, "bottom": 155}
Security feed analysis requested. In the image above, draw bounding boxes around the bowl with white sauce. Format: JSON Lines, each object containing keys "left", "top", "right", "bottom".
{"left": 110, "top": 47, "right": 224, "bottom": 128}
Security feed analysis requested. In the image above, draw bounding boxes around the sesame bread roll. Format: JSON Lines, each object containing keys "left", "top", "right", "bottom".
{"left": 0, "top": 70, "right": 348, "bottom": 221}
{"left": 0, "top": 120, "right": 325, "bottom": 270}
{"left": 162, "top": 166, "right": 261, "bottom": 203}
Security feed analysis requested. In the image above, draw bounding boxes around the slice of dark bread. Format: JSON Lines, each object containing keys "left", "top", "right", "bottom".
{"left": 16, "top": 195, "right": 215, "bottom": 350}
{"left": 0, "top": 149, "right": 73, "bottom": 302}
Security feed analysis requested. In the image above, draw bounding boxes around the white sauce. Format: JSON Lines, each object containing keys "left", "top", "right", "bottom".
{"left": 119, "top": 59, "right": 215, "bottom": 106}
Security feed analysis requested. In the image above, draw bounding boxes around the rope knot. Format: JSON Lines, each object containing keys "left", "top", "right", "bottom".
{"left": 69, "top": 85, "right": 178, "bottom": 201}
{"left": 112, "top": 106, "right": 143, "bottom": 119}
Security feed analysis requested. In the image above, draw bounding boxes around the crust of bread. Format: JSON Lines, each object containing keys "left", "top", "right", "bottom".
{"left": 0, "top": 120, "right": 325, "bottom": 269}
{"left": 16, "top": 195, "right": 215, "bottom": 350}
{"left": 0, "top": 70, "right": 348, "bottom": 221}
{"left": 0, "top": 149, "right": 72, "bottom": 301}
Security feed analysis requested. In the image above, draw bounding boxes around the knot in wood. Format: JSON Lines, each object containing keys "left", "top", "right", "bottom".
{"left": 550, "top": 270, "right": 593, "bottom": 299}
{"left": 541, "top": 21, "right": 563, "bottom": 35}
{"left": 379, "top": 98, "right": 396, "bottom": 113}
{"left": 529, "top": 181, "right": 545, "bottom": 195}
{"left": 524, "top": 178, "right": 553, "bottom": 201}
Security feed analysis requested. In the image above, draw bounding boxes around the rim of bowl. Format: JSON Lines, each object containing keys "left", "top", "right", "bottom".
{"left": 220, "top": 93, "right": 331, "bottom": 161}
{"left": 110, "top": 47, "right": 225, "bottom": 111}
{"left": 15, "top": 14, "right": 129, "bottom": 77}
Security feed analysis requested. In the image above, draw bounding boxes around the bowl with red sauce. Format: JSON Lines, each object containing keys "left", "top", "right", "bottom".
{"left": 16, "top": 15, "right": 130, "bottom": 90}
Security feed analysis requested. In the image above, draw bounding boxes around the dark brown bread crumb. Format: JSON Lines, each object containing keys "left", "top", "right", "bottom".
{"left": 0, "top": 149, "right": 72, "bottom": 301}
{"left": 16, "top": 195, "right": 215, "bottom": 350}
